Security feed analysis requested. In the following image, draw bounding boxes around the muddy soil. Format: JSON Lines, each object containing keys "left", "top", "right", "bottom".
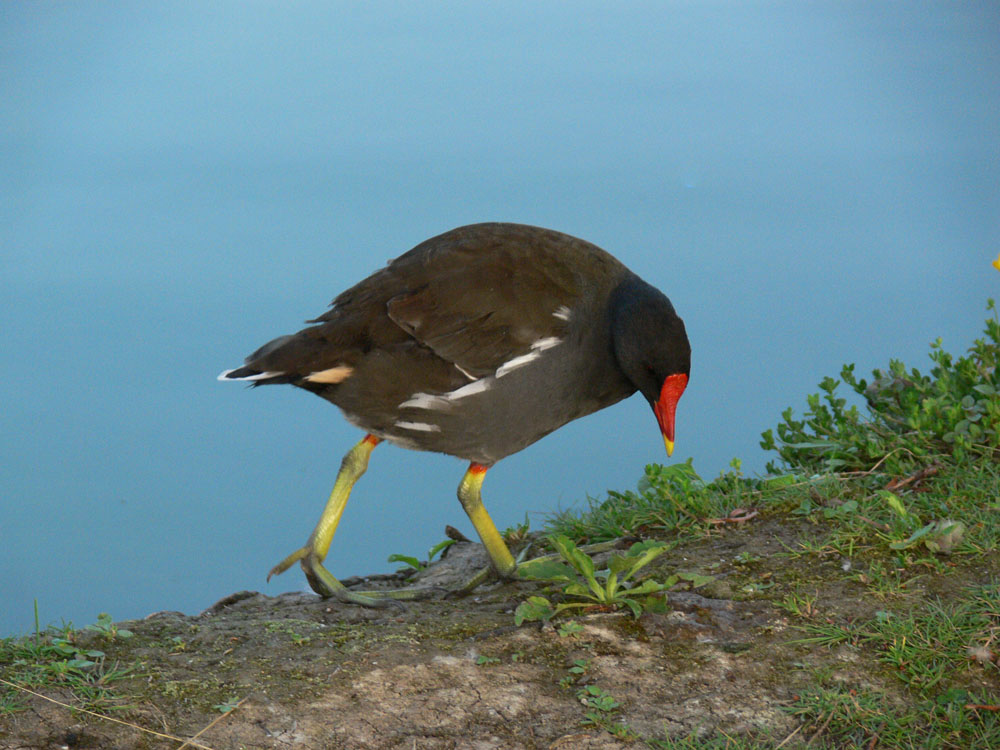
{"left": 1, "top": 526, "right": 905, "bottom": 749}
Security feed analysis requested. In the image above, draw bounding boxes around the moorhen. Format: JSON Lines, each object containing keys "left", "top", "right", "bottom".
{"left": 219, "top": 223, "right": 690, "bottom": 605}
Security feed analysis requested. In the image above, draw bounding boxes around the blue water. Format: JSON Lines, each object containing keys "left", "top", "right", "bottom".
{"left": 2, "top": 2, "right": 998, "bottom": 636}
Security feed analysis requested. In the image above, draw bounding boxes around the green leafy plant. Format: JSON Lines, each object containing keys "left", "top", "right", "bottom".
{"left": 387, "top": 538, "right": 456, "bottom": 573}
{"left": 557, "top": 620, "right": 585, "bottom": 638}
{"left": 213, "top": 696, "right": 242, "bottom": 713}
{"left": 85, "top": 612, "right": 133, "bottom": 642}
{"left": 502, "top": 515, "right": 531, "bottom": 544}
{"left": 878, "top": 489, "right": 966, "bottom": 555}
{"left": 559, "top": 658, "right": 590, "bottom": 688}
{"left": 578, "top": 684, "right": 637, "bottom": 738}
{"left": 0, "top": 614, "right": 135, "bottom": 715}
{"left": 514, "top": 535, "right": 711, "bottom": 623}
{"left": 547, "top": 460, "right": 724, "bottom": 542}
{"left": 761, "top": 300, "right": 1000, "bottom": 475}
{"left": 578, "top": 683, "right": 620, "bottom": 714}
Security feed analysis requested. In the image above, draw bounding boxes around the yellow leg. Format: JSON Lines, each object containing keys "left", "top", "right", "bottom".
{"left": 268, "top": 435, "right": 409, "bottom": 607}
{"left": 456, "top": 463, "right": 516, "bottom": 579}
{"left": 269, "top": 446, "right": 517, "bottom": 605}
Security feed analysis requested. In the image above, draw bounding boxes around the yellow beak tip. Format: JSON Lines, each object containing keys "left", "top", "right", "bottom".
{"left": 664, "top": 436, "right": 675, "bottom": 457}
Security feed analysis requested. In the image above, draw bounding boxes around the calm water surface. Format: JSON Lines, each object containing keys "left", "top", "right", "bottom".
{"left": 2, "top": 2, "right": 998, "bottom": 635}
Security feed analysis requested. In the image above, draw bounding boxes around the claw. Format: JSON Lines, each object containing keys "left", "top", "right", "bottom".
{"left": 267, "top": 546, "right": 309, "bottom": 581}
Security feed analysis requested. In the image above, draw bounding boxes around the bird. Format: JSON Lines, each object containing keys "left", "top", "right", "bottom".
{"left": 219, "top": 222, "right": 691, "bottom": 606}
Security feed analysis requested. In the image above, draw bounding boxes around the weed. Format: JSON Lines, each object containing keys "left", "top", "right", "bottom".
{"left": 776, "top": 590, "right": 818, "bottom": 619}
{"left": 387, "top": 538, "right": 457, "bottom": 573}
{"left": 546, "top": 460, "right": 746, "bottom": 542}
{"left": 559, "top": 658, "right": 589, "bottom": 688}
{"left": 502, "top": 516, "right": 531, "bottom": 545}
{"left": 761, "top": 299, "right": 1000, "bottom": 475}
{"left": 85, "top": 612, "right": 133, "bottom": 642}
{"left": 557, "top": 621, "right": 584, "bottom": 639}
{"left": 213, "top": 695, "right": 242, "bottom": 713}
{"left": 577, "top": 684, "right": 636, "bottom": 737}
{"left": 0, "top": 614, "right": 136, "bottom": 715}
{"left": 788, "top": 683, "right": 1000, "bottom": 748}
{"left": 515, "top": 536, "right": 710, "bottom": 622}
{"left": 733, "top": 551, "right": 762, "bottom": 565}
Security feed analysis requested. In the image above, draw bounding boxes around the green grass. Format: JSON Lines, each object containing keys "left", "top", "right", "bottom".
{"left": 647, "top": 736, "right": 781, "bottom": 750}
{"left": 546, "top": 458, "right": 760, "bottom": 543}
{"left": 542, "top": 301, "right": 1000, "bottom": 749}
{"left": 787, "top": 683, "right": 1000, "bottom": 749}
{"left": 795, "top": 583, "right": 1000, "bottom": 694}
{"left": 5, "top": 300, "right": 998, "bottom": 748}
{"left": 0, "top": 614, "right": 137, "bottom": 716}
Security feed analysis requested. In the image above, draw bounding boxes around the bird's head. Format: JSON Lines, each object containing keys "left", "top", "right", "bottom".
{"left": 610, "top": 276, "right": 691, "bottom": 457}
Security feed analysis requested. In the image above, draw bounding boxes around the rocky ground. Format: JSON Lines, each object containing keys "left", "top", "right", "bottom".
{"left": 2, "top": 520, "right": 932, "bottom": 750}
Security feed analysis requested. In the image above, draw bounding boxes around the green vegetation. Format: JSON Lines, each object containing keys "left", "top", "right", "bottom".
{"left": 387, "top": 537, "right": 457, "bottom": 574}
{"left": 546, "top": 459, "right": 753, "bottom": 543}
{"left": 532, "top": 300, "right": 1000, "bottom": 747}
{"left": 0, "top": 612, "right": 136, "bottom": 716}
{"left": 3, "top": 300, "right": 998, "bottom": 748}
{"left": 761, "top": 298, "right": 999, "bottom": 475}
{"left": 515, "top": 534, "right": 713, "bottom": 622}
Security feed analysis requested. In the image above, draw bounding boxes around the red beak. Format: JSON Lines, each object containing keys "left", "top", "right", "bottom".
{"left": 653, "top": 373, "right": 688, "bottom": 457}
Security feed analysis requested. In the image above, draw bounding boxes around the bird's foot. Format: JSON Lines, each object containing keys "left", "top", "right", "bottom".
{"left": 268, "top": 546, "right": 437, "bottom": 609}
{"left": 444, "top": 543, "right": 532, "bottom": 599}
{"left": 444, "top": 565, "right": 497, "bottom": 599}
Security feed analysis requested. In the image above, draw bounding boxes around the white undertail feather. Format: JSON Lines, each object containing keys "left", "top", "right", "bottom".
{"left": 553, "top": 305, "right": 571, "bottom": 321}
{"left": 217, "top": 368, "right": 285, "bottom": 382}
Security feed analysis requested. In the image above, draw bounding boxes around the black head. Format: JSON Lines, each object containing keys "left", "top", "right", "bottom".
{"left": 609, "top": 275, "right": 691, "bottom": 454}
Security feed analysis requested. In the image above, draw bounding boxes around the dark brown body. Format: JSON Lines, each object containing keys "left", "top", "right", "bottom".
{"left": 225, "top": 222, "right": 688, "bottom": 465}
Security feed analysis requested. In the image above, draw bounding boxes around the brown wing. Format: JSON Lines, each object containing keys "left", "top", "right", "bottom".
{"left": 377, "top": 223, "right": 621, "bottom": 377}
{"left": 245, "top": 223, "right": 625, "bottom": 381}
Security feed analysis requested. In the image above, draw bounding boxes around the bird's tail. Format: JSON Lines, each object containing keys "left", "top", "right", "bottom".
{"left": 216, "top": 366, "right": 296, "bottom": 385}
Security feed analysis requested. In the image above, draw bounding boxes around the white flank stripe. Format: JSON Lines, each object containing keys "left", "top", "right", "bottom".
{"left": 494, "top": 336, "right": 563, "bottom": 378}
{"left": 553, "top": 306, "right": 571, "bottom": 321}
{"left": 395, "top": 421, "right": 441, "bottom": 432}
{"left": 495, "top": 351, "right": 539, "bottom": 378}
{"left": 531, "top": 336, "right": 562, "bottom": 351}
{"left": 446, "top": 378, "right": 491, "bottom": 400}
{"left": 397, "top": 337, "right": 562, "bottom": 407}
{"left": 217, "top": 368, "right": 284, "bottom": 382}
{"left": 399, "top": 392, "right": 451, "bottom": 410}
{"left": 399, "top": 374, "right": 492, "bottom": 411}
